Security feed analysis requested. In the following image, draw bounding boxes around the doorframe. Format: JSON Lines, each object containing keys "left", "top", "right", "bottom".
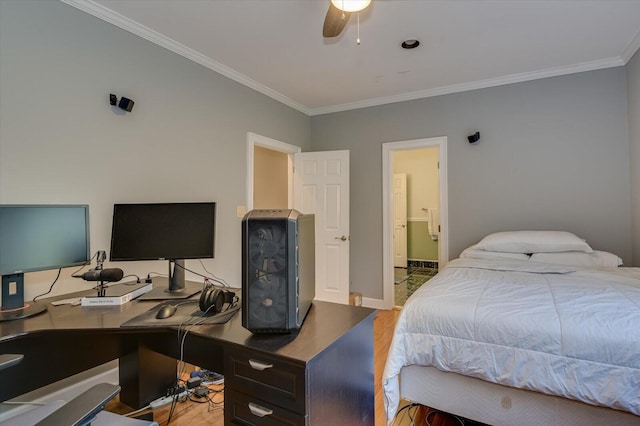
{"left": 246, "top": 132, "right": 301, "bottom": 210}
{"left": 382, "top": 137, "right": 448, "bottom": 309}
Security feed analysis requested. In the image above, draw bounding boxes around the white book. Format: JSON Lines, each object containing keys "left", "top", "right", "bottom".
{"left": 81, "top": 282, "right": 153, "bottom": 306}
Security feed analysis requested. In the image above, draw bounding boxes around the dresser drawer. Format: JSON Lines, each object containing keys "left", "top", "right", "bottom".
{"left": 225, "top": 388, "right": 307, "bottom": 426}
{"left": 225, "top": 347, "right": 306, "bottom": 413}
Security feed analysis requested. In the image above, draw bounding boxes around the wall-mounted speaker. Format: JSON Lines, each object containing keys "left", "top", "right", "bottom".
{"left": 109, "top": 94, "right": 135, "bottom": 112}
{"left": 242, "top": 209, "right": 315, "bottom": 333}
{"left": 467, "top": 131, "right": 480, "bottom": 144}
{"left": 118, "top": 97, "right": 135, "bottom": 112}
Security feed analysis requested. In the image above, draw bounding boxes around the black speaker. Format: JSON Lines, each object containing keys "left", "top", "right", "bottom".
{"left": 242, "top": 209, "right": 315, "bottom": 333}
{"left": 118, "top": 97, "right": 135, "bottom": 112}
{"left": 467, "top": 131, "right": 480, "bottom": 143}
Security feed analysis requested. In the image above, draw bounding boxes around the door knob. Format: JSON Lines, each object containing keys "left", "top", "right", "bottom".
{"left": 335, "top": 235, "right": 348, "bottom": 241}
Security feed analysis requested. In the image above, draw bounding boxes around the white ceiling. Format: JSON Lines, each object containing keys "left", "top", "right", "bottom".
{"left": 63, "top": 0, "right": 640, "bottom": 116}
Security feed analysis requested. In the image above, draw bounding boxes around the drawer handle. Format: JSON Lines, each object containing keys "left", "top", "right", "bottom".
{"left": 248, "top": 359, "right": 273, "bottom": 371}
{"left": 248, "top": 402, "right": 274, "bottom": 417}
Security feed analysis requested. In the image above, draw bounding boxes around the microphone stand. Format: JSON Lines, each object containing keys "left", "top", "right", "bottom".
{"left": 95, "top": 250, "right": 106, "bottom": 271}
{"left": 94, "top": 250, "right": 107, "bottom": 297}
{"left": 97, "top": 281, "right": 107, "bottom": 297}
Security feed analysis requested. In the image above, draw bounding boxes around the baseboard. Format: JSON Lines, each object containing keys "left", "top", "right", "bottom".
{"left": 0, "top": 361, "right": 119, "bottom": 422}
{"left": 362, "top": 297, "right": 389, "bottom": 310}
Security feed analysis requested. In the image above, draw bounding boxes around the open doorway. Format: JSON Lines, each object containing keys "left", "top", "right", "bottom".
{"left": 253, "top": 145, "right": 289, "bottom": 209}
{"left": 246, "top": 132, "right": 300, "bottom": 210}
{"left": 382, "top": 137, "right": 448, "bottom": 310}
{"left": 392, "top": 147, "right": 440, "bottom": 306}
{"left": 246, "top": 133, "right": 352, "bottom": 304}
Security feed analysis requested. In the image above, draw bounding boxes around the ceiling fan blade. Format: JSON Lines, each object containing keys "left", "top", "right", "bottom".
{"left": 323, "top": 2, "right": 351, "bottom": 38}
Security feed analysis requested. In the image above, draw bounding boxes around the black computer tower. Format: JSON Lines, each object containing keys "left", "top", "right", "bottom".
{"left": 241, "top": 209, "right": 315, "bottom": 333}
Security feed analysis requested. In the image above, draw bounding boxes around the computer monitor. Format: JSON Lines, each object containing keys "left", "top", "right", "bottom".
{"left": 109, "top": 202, "right": 216, "bottom": 300}
{"left": 0, "top": 204, "right": 91, "bottom": 321}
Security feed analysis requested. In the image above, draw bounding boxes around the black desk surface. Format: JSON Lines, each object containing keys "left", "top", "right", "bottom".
{"left": 1, "top": 283, "right": 378, "bottom": 426}
{"left": 0, "top": 283, "right": 376, "bottom": 389}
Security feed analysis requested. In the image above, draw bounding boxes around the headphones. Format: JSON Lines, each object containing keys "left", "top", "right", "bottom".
{"left": 199, "top": 285, "right": 236, "bottom": 314}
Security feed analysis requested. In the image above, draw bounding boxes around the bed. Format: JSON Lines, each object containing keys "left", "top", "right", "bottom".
{"left": 383, "top": 231, "right": 640, "bottom": 425}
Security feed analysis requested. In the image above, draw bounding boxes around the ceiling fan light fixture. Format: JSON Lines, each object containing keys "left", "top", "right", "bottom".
{"left": 330, "top": 0, "right": 371, "bottom": 13}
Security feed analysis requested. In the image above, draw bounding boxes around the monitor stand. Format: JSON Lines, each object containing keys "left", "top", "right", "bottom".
{"left": 136, "top": 278, "right": 202, "bottom": 300}
{"left": 0, "top": 274, "right": 48, "bottom": 322}
{"left": 136, "top": 260, "right": 202, "bottom": 301}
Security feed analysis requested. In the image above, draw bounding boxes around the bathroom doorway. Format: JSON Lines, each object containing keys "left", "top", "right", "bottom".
{"left": 382, "top": 137, "right": 448, "bottom": 309}
{"left": 392, "top": 147, "right": 440, "bottom": 305}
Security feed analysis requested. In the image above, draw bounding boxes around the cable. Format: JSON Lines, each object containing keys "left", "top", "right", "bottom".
{"left": 167, "top": 391, "right": 179, "bottom": 424}
{"left": 32, "top": 248, "right": 107, "bottom": 302}
{"left": 147, "top": 261, "right": 232, "bottom": 290}
{"left": 165, "top": 301, "right": 221, "bottom": 424}
{"left": 157, "top": 383, "right": 223, "bottom": 423}
{"left": 70, "top": 254, "right": 95, "bottom": 276}
{"left": 425, "top": 409, "right": 465, "bottom": 426}
{"left": 175, "top": 299, "right": 238, "bottom": 384}
{"left": 393, "top": 402, "right": 416, "bottom": 425}
{"left": 122, "top": 404, "right": 151, "bottom": 417}
{"left": 206, "top": 387, "right": 225, "bottom": 413}
{"left": 171, "top": 260, "right": 230, "bottom": 288}
{"left": 33, "top": 268, "right": 62, "bottom": 301}
{"left": 165, "top": 283, "right": 237, "bottom": 423}
{"left": 188, "top": 384, "right": 225, "bottom": 415}
{"left": 187, "top": 387, "right": 211, "bottom": 403}
{"left": 121, "top": 274, "right": 141, "bottom": 284}
{"left": 146, "top": 272, "right": 168, "bottom": 281}
{"left": 174, "top": 300, "right": 199, "bottom": 309}
{"left": 198, "top": 259, "right": 231, "bottom": 287}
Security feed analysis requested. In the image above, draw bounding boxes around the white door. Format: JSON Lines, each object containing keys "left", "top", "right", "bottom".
{"left": 293, "top": 151, "right": 350, "bottom": 304}
{"left": 393, "top": 173, "right": 408, "bottom": 268}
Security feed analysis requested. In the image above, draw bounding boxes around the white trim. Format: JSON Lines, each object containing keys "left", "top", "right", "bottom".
{"left": 57, "top": 1, "right": 631, "bottom": 117}
{"left": 382, "top": 137, "right": 448, "bottom": 310}
{"left": 361, "top": 297, "right": 387, "bottom": 310}
{"left": 59, "top": 0, "right": 311, "bottom": 115}
{"left": 621, "top": 29, "right": 640, "bottom": 64}
{"left": 310, "top": 58, "right": 623, "bottom": 115}
{"left": 246, "top": 132, "right": 300, "bottom": 211}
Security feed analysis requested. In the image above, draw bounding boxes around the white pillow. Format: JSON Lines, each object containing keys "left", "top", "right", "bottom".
{"left": 475, "top": 231, "right": 593, "bottom": 254}
{"left": 460, "top": 245, "right": 530, "bottom": 261}
{"left": 530, "top": 250, "right": 622, "bottom": 269}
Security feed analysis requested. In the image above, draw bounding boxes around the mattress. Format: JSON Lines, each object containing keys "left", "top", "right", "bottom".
{"left": 383, "top": 258, "right": 640, "bottom": 424}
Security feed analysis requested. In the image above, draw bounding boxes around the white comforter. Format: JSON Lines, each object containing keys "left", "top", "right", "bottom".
{"left": 383, "top": 258, "right": 640, "bottom": 424}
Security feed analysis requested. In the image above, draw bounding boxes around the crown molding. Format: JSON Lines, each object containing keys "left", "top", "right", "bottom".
{"left": 308, "top": 57, "right": 625, "bottom": 116}
{"left": 59, "top": 0, "right": 312, "bottom": 116}
{"left": 58, "top": 0, "right": 633, "bottom": 118}
{"left": 621, "top": 29, "right": 640, "bottom": 64}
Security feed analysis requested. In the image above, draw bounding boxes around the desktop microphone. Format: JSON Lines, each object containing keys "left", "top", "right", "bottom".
{"left": 76, "top": 268, "right": 124, "bottom": 282}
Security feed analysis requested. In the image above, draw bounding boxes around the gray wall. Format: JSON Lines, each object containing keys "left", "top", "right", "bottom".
{"left": 628, "top": 49, "right": 640, "bottom": 266}
{"left": 1, "top": 1, "right": 635, "bottom": 303}
{"left": 311, "top": 69, "right": 632, "bottom": 299}
{"left": 0, "top": 0, "right": 310, "bottom": 299}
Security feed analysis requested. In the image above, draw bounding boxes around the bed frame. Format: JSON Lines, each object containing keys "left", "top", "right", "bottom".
{"left": 400, "top": 365, "right": 638, "bottom": 426}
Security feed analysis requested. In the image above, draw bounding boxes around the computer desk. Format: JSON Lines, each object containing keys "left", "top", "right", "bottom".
{"left": 0, "top": 286, "right": 377, "bottom": 425}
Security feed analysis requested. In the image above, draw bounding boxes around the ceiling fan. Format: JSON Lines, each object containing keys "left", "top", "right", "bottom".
{"left": 322, "top": 0, "right": 372, "bottom": 38}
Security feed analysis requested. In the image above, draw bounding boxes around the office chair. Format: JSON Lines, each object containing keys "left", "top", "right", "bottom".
{"left": 1, "top": 355, "right": 157, "bottom": 425}
{"left": 0, "top": 354, "right": 23, "bottom": 371}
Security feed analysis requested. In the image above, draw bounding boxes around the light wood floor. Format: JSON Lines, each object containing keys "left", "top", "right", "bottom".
{"left": 107, "top": 309, "right": 405, "bottom": 425}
